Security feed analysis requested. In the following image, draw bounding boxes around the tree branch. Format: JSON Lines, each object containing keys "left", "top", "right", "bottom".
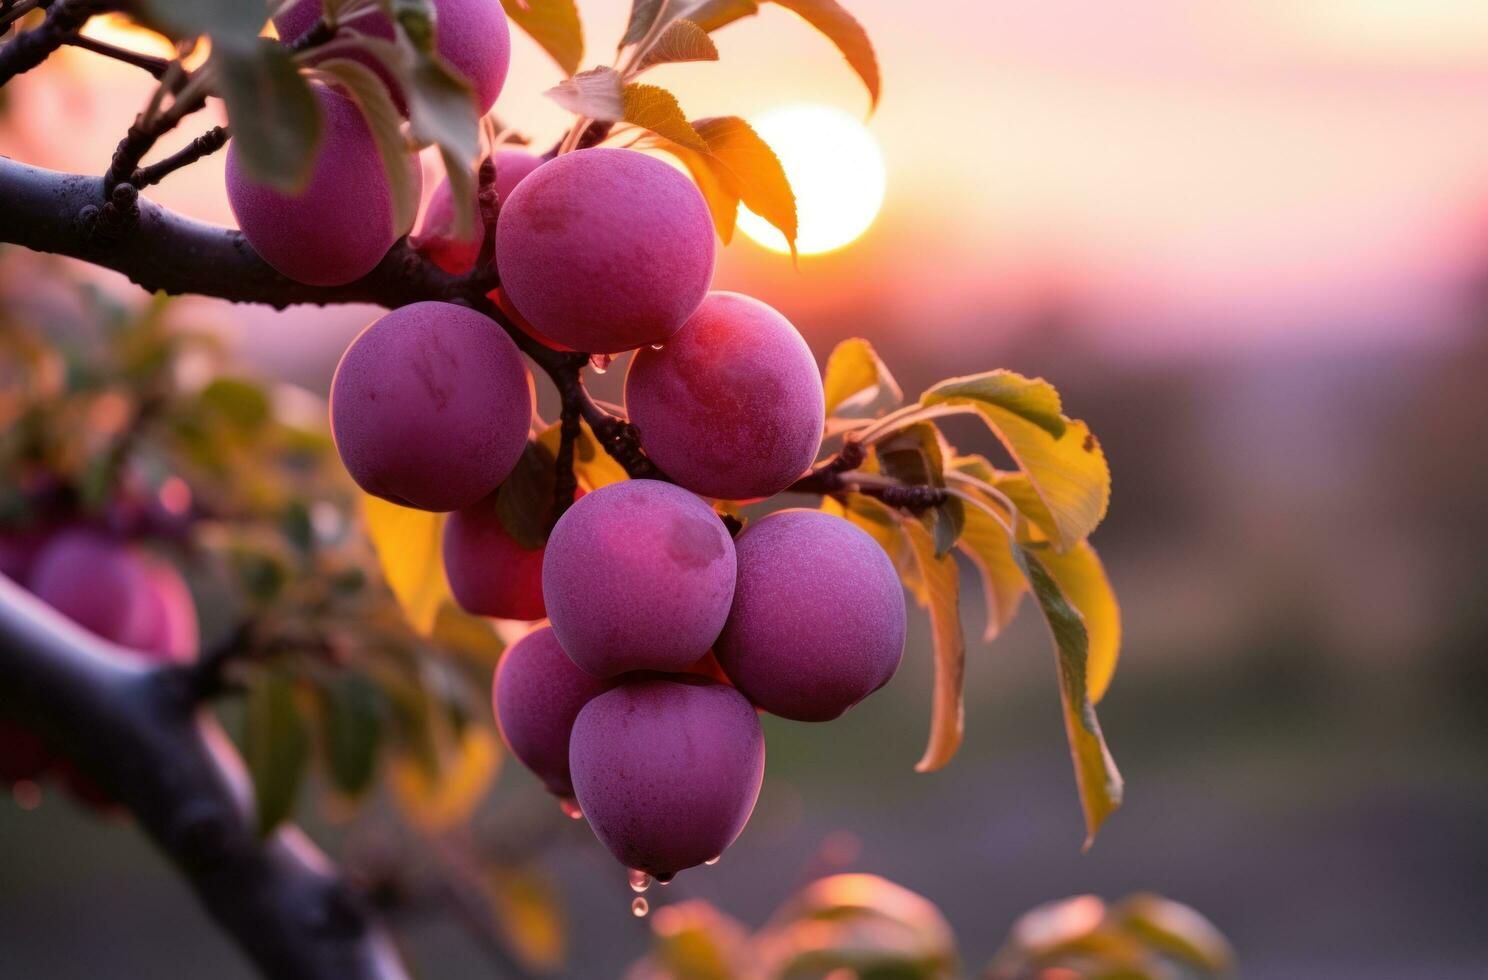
{"left": 131, "top": 124, "right": 229, "bottom": 188}
{"left": 0, "top": 0, "right": 106, "bottom": 85}
{"left": 0, "top": 577, "right": 408, "bottom": 980}
{"left": 63, "top": 33, "right": 170, "bottom": 78}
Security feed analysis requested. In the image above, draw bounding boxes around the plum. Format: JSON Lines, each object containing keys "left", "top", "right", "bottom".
{"left": 493, "top": 626, "right": 611, "bottom": 797}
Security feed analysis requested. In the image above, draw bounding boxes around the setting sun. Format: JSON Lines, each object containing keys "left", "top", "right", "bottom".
{"left": 738, "top": 104, "right": 887, "bottom": 257}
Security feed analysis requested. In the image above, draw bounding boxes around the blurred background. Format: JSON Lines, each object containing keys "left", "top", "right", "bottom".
{"left": 3, "top": 1, "right": 1488, "bottom": 977}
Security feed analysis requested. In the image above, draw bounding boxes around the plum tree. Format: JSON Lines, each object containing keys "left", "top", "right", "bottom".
{"left": 273, "top": 0, "right": 511, "bottom": 113}
{"left": 417, "top": 150, "right": 545, "bottom": 274}
{"left": 443, "top": 486, "right": 581, "bottom": 621}
{"left": 330, "top": 301, "right": 532, "bottom": 512}
{"left": 569, "top": 678, "right": 764, "bottom": 878}
{"left": 716, "top": 510, "right": 906, "bottom": 722}
{"left": 542, "top": 480, "right": 736, "bottom": 677}
{"left": 26, "top": 529, "right": 198, "bottom": 662}
{"left": 496, "top": 148, "right": 716, "bottom": 354}
{"left": 626, "top": 292, "right": 826, "bottom": 501}
{"left": 492, "top": 626, "right": 611, "bottom": 798}
{"left": 226, "top": 86, "right": 417, "bottom": 287}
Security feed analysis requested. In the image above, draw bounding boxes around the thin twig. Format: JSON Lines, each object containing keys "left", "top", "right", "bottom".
{"left": 131, "top": 124, "right": 229, "bottom": 189}
{"left": 63, "top": 33, "right": 168, "bottom": 77}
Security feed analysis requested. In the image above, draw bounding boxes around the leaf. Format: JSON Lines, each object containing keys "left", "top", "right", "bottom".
{"left": 500, "top": 0, "right": 584, "bottom": 76}
{"left": 390, "top": 725, "right": 501, "bottom": 831}
{"left": 623, "top": 84, "right": 707, "bottom": 151}
{"left": 318, "top": 671, "right": 385, "bottom": 798}
{"left": 136, "top": 0, "right": 266, "bottom": 43}
{"left": 545, "top": 66, "right": 623, "bottom": 119}
{"left": 900, "top": 514, "right": 966, "bottom": 773}
{"left": 1015, "top": 546, "right": 1122, "bottom": 848}
{"left": 924, "top": 371, "right": 1110, "bottom": 551}
{"left": 695, "top": 115, "right": 797, "bottom": 257}
{"left": 1036, "top": 541, "right": 1120, "bottom": 703}
{"left": 823, "top": 338, "right": 902, "bottom": 418}
{"left": 622, "top": 0, "right": 668, "bottom": 45}
{"left": 199, "top": 377, "right": 270, "bottom": 432}
{"left": 314, "top": 59, "right": 421, "bottom": 236}
{"left": 953, "top": 490, "right": 1026, "bottom": 642}
{"left": 489, "top": 867, "right": 567, "bottom": 971}
{"left": 362, "top": 493, "right": 452, "bottom": 635}
{"left": 635, "top": 19, "right": 719, "bottom": 71}
{"left": 1110, "top": 893, "right": 1236, "bottom": 974}
{"left": 214, "top": 40, "right": 322, "bottom": 193}
{"left": 537, "top": 419, "right": 628, "bottom": 490}
{"left": 682, "top": 0, "right": 760, "bottom": 33}
{"left": 655, "top": 141, "right": 740, "bottom": 242}
{"left": 494, "top": 441, "right": 557, "bottom": 550}
{"left": 875, "top": 424, "right": 963, "bottom": 558}
{"left": 771, "top": 0, "right": 880, "bottom": 109}
{"left": 245, "top": 670, "right": 310, "bottom": 835}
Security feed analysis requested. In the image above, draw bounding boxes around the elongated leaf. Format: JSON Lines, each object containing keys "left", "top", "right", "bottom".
{"left": 138, "top": 0, "right": 265, "bottom": 43}
{"left": 924, "top": 372, "right": 1110, "bottom": 551}
{"left": 390, "top": 725, "right": 501, "bottom": 830}
{"left": 636, "top": 19, "right": 719, "bottom": 71}
{"left": 545, "top": 66, "right": 623, "bottom": 119}
{"left": 314, "top": 58, "right": 420, "bottom": 235}
{"left": 500, "top": 0, "right": 584, "bottom": 76}
{"left": 954, "top": 491, "right": 1027, "bottom": 641}
{"left": 624, "top": 84, "right": 708, "bottom": 151}
{"left": 215, "top": 40, "right": 322, "bottom": 193}
{"left": 1015, "top": 546, "right": 1122, "bottom": 848}
{"left": 495, "top": 441, "right": 557, "bottom": 549}
{"left": 622, "top": 0, "right": 668, "bottom": 45}
{"left": 362, "top": 493, "right": 451, "bottom": 635}
{"left": 245, "top": 670, "right": 310, "bottom": 835}
{"left": 823, "top": 337, "right": 902, "bottom": 418}
{"left": 1035, "top": 541, "right": 1120, "bottom": 703}
{"left": 537, "top": 419, "right": 629, "bottom": 489}
{"left": 875, "top": 424, "right": 964, "bottom": 557}
{"left": 900, "top": 511, "right": 966, "bottom": 772}
{"left": 683, "top": 0, "right": 760, "bottom": 32}
{"left": 694, "top": 115, "right": 798, "bottom": 256}
{"left": 318, "top": 671, "right": 385, "bottom": 798}
{"left": 772, "top": 0, "right": 880, "bottom": 108}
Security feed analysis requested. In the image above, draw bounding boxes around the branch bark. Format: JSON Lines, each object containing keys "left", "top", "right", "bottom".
{"left": 0, "top": 577, "right": 408, "bottom": 980}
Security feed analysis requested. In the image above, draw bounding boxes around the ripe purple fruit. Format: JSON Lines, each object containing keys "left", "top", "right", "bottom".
{"left": 493, "top": 626, "right": 611, "bottom": 797}
{"left": 715, "top": 510, "right": 906, "bottom": 722}
{"left": 626, "top": 292, "right": 825, "bottom": 501}
{"left": 497, "top": 148, "right": 716, "bottom": 354}
{"left": 569, "top": 678, "right": 764, "bottom": 877}
{"left": 418, "top": 150, "right": 545, "bottom": 275}
{"left": 274, "top": 0, "right": 511, "bottom": 113}
{"left": 330, "top": 302, "right": 532, "bottom": 512}
{"left": 27, "top": 529, "right": 198, "bottom": 663}
{"left": 542, "top": 480, "right": 736, "bottom": 677}
{"left": 443, "top": 486, "right": 582, "bottom": 621}
{"left": 227, "top": 86, "right": 415, "bottom": 287}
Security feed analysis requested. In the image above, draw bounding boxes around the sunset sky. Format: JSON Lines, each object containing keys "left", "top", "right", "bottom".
{"left": 7, "top": 1, "right": 1488, "bottom": 362}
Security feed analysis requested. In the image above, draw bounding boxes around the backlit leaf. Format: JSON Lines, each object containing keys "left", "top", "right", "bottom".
{"left": 694, "top": 115, "right": 798, "bottom": 257}
{"left": 682, "top": 0, "right": 760, "bottom": 33}
{"left": 245, "top": 669, "right": 309, "bottom": 835}
{"left": 622, "top": 0, "right": 668, "bottom": 45}
{"left": 537, "top": 419, "right": 630, "bottom": 490}
{"left": 954, "top": 490, "right": 1027, "bottom": 642}
{"left": 545, "top": 66, "right": 623, "bottom": 119}
{"left": 654, "top": 141, "right": 740, "bottom": 242}
{"left": 362, "top": 493, "right": 451, "bottom": 635}
{"left": 623, "top": 84, "right": 708, "bottom": 150}
{"left": 1015, "top": 546, "right": 1122, "bottom": 848}
{"left": 489, "top": 867, "right": 567, "bottom": 971}
{"left": 501, "top": 0, "right": 584, "bottom": 76}
{"left": 635, "top": 19, "right": 719, "bottom": 71}
{"left": 1036, "top": 541, "right": 1120, "bottom": 703}
{"left": 772, "top": 0, "right": 880, "bottom": 108}
{"left": 823, "top": 337, "right": 902, "bottom": 418}
{"left": 390, "top": 725, "right": 501, "bottom": 830}
{"left": 214, "top": 40, "right": 322, "bottom": 193}
{"left": 924, "top": 371, "right": 1110, "bottom": 551}
{"left": 314, "top": 58, "right": 420, "bottom": 235}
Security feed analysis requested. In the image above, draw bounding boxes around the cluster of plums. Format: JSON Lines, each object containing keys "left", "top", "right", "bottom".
{"left": 0, "top": 529, "right": 198, "bottom": 800}
{"left": 226, "top": 0, "right": 909, "bottom": 882}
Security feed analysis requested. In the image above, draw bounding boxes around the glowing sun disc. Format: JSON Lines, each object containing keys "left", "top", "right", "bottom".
{"left": 737, "top": 104, "right": 887, "bottom": 256}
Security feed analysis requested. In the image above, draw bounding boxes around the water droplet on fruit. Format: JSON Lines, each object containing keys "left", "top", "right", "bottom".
{"left": 654, "top": 872, "right": 674, "bottom": 886}
{"left": 704, "top": 854, "right": 721, "bottom": 866}
{"left": 628, "top": 869, "right": 652, "bottom": 893}
{"left": 558, "top": 797, "right": 583, "bottom": 820}
{"left": 631, "top": 896, "right": 649, "bottom": 917}
{"left": 589, "top": 353, "right": 614, "bottom": 374}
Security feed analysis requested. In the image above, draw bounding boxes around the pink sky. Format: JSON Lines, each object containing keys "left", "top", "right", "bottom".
{"left": 8, "top": 1, "right": 1488, "bottom": 361}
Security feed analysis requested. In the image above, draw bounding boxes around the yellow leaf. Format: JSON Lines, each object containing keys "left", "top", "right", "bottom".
{"left": 1016, "top": 546, "right": 1122, "bottom": 848}
{"left": 656, "top": 140, "right": 740, "bottom": 242}
{"left": 489, "top": 867, "right": 566, "bottom": 971}
{"left": 899, "top": 514, "right": 966, "bottom": 773}
{"left": 1036, "top": 540, "right": 1120, "bottom": 703}
{"left": 390, "top": 725, "right": 501, "bottom": 831}
{"left": 954, "top": 490, "right": 1027, "bottom": 642}
{"left": 623, "top": 83, "right": 708, "bottom": 151}
{"left": 694, "top": 115, "right": 798, "bottom": 258}
{"left": 925, "top": 371, "right": 1110, "bottom": 551}
{"left": 823, "top": 337, "right": 902, "bottom": 418}
{"left": 537, "top": 419, "right": 629, "bottom": 490}
{"left": 362, "top": 494, "right": 452, "bottom": 636}
{"left": 500, "top": 0, "right": 584, "bottom": 76}
{"left": 635, "top": 19, "right": 719, "bottom": 71}
{"left": 771, "top": 0, "right": 881, "bottom": 109}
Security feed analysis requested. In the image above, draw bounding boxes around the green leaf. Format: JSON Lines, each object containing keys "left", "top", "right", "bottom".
{"left": 623, "top": 84, "right": 707, "bottom": 151}
{"left": 494, "top": 442, "right": 557, "bottom": 550}
{"left": 319, "top": 672, "right": 385, "bottom": 798}
{"left": 1036, "top": 540, "right": 1120, "bottom": 703}
{"left": 924, "top": 371, "right": 1110, "bottom": 551}
{"left": 136, "top": 0, "right": 266, "bottom": 43}
{"left": 362, "top": 494, "right": 451, "bottom": 635}
{"left": 695, "top": 115, "right": 797, "bottom": 257}
{"left": 314, "top": 58, "right": 421, "bottom": 237}
{"left": 214, "top": 40, "right": 323, "bottom": 193}
{"left": 500, "top": 0, "right": 584, "bottom": 76}
{"left": 823, "top": 337, "right": 902, "bottom": 418}
{"left": 1014, "top": 546, "right": 1122, "bottom": 848}
{"left": 545, "top": 66, "right": 623, "bottom": 119}
{"left": 771, "top": 0, "right": 880, "bottom": 108}
{"left": 635, "top": 19, "right": 719, "bottom": 71}
{"left": 199, "top": 377, "right": 270, "bottom": 432}
{"left": 245, "top": 670, "right": 310, "bottom": 835}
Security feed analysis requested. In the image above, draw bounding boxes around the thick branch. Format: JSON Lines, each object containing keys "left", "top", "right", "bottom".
{"left": 0, "top": 578, "right": 407, "bottom": 980}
